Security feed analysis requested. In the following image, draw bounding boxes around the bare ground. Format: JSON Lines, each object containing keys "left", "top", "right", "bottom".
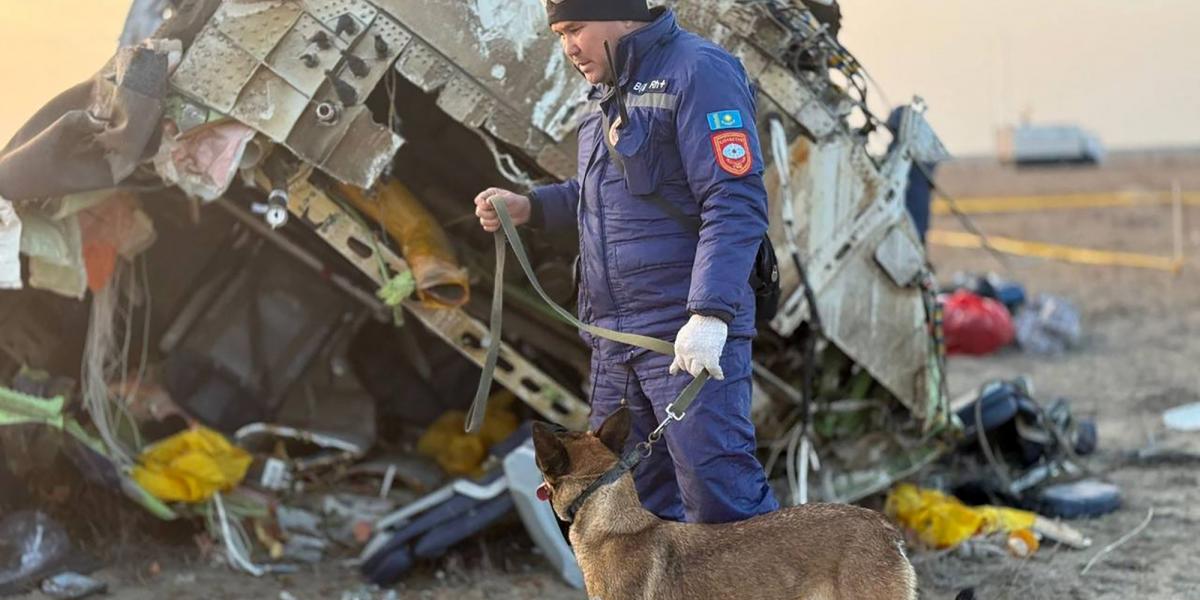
{"left": 915, "top": 155, "right": 1200, "bottom": 599}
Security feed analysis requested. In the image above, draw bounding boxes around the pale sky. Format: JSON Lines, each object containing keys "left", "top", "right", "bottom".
{"left": 0, "top": 0, "right": 131, "bottom": 147}
{"left": 1, "top": 1, "right": 1198, "bottom": 157}
{"left": 838, "top": 0, "right": 1200, "bottom": 156}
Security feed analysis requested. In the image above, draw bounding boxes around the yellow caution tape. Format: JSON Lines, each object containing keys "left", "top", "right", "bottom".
{"left": 933, "top": 191, "right": 1200, "bottom": 216}
{"left": 928, "top": 229, "right": 1184, "bottom": 272}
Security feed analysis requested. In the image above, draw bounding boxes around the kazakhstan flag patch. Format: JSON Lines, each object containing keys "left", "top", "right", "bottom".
{"left": 706, "top": 110, "right": 743, "bottom": 131}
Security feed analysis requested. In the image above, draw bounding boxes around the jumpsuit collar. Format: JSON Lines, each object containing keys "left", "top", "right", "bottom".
{"left": 589, "top": 7, "right": 680, "bottom": 101}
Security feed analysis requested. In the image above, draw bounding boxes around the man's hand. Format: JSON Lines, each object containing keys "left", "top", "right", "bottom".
{"left": 669, "top": 314, "right": 728, "bottom": 380}
{"left": 474, "top": 188, "right": 532, "bottom": 232}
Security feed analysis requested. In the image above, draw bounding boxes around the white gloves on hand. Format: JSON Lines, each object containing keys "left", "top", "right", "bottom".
{"left": 669, "top": 314, "right": 728, "bottom": 380}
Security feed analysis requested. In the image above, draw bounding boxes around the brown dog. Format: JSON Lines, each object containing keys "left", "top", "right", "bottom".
{"left": 532, "top": 407, "right": 918, "bottom": 600}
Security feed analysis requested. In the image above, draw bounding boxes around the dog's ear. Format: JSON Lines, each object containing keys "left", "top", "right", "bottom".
{"left": 594, "top": 406, "right": 631, "bottom": 455}
{"left": 532, "top": 422, "right": 570, "bottom": 478}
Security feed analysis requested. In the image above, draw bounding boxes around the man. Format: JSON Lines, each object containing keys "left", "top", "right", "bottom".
{"left": 474, "top": 0, "right": 778, "bottom": 524}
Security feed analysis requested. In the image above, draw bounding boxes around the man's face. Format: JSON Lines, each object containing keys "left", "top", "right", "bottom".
{"left": 551, "top": 20, "right": 636, "bottom": 85}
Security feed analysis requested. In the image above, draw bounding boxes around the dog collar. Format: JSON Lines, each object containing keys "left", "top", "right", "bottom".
{"left": 562, "top": 447, "right": 644, "bottom": 523}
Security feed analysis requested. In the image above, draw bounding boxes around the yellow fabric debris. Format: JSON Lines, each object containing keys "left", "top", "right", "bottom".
{"left": 885, "top": 483, "right": 1038, "bottom": 549}
{"left": 132, "top": 427, "right": 252, "bottom": 503}
{"left": 417, "top": 391, "right": 518, "bottom": 477}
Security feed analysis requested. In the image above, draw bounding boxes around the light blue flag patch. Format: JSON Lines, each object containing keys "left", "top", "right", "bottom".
{"left": 706, "top": 110, "right": 743, "bottom": 131}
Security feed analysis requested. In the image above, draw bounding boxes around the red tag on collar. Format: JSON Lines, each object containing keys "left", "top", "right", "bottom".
{"left": 536, "top": 482, "right": 551, "bottom": 501}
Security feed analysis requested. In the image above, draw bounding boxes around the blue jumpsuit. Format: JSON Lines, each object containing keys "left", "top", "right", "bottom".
{"left": 528, "top": 8, "right": 779, "bottom": 524}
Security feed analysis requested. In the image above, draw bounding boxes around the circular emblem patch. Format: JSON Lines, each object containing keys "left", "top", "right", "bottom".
{"left": 722, "top": 143, "right": 747, "bottom": 160}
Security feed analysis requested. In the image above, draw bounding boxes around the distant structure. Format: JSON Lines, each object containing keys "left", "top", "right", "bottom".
{"left": 996, "top": 123, "right": 1106, "bottom": 166}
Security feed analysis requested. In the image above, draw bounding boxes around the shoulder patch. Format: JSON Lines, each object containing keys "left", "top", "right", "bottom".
{"left": 706, "top": 110, "right": 743, "bottom": 131}
{"left": 710, "top": 131, "right": 752, "bottom": 176}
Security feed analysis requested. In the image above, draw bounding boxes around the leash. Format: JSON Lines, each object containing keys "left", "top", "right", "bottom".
{"left": 465, "top": 198, "right": 711, "bottom": 433}
{"left": 561, "top": 406, "right": 688, "bottom": 523}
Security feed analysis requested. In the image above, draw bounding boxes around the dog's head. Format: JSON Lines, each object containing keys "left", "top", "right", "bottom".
{"left": 530, "top": 406, "right": 631, "bottom": 520}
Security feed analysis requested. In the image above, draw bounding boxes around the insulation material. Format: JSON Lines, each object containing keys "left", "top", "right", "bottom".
{"left": 152, "top": 121, "right": 258, "bottom": 201}
{"left": 78, "top": 193, "right": 158, "bottom": 293}
{"left": 0, "top": 196, "right": 20, "bottom": 289}
{"left": 16, "top": 211, "right": 87, "bottom": 300}
{"left": 338, "top": 181, "right": 468, "bottom": 309}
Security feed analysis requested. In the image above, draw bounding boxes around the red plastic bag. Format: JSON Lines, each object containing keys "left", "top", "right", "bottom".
{"left": 942, "top": 290, "right": 1015, "bottom": 355}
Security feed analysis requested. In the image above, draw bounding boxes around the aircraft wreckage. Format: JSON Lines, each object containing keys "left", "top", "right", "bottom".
{"left": 0, "top": 0, "right": 953, "bottom": 525}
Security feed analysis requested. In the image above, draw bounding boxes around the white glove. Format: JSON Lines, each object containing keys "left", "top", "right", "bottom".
{"left": 669, "top": 314, "right": 728, "bottom": 380}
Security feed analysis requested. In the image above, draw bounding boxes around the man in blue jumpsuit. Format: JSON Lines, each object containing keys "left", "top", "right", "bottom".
{"left": 474, "top": 0, "right": 779, "bottom": 524}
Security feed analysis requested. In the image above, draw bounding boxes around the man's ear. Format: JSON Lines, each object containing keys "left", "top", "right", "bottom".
{"left": 532, "top": 422, "right": 570, "bottom": 478}
{"left": 594, "top": 406, "right": 631, "bottom": 455}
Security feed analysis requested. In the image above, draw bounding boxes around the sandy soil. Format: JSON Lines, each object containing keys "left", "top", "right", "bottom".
{"left": 912, "top": 157, "right": 1200, "bottom": 599}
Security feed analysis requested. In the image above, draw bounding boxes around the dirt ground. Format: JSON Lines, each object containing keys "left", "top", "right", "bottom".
{"left": 913, "top": 154, "right": 1200, "bottom": 600}
{"left": 11, "top": 153, "right": 1200, "bottom": 599}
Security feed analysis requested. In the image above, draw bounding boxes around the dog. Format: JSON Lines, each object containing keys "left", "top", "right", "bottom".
{"left": 532, "top": 407, "right": 918, "bottom": 600}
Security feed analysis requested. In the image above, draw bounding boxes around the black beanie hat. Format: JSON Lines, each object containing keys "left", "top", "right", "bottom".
{"left": 544, "top": 0, "right": 654, "bottom": 24}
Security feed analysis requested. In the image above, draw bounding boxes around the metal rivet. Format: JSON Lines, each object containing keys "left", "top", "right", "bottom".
{"left": 315, "top": 102, "right": 340, "bottom": 124}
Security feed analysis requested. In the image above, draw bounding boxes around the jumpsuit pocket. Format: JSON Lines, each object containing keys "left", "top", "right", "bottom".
{"left": 612, "top": 115, "right": 661, "bottom": 196}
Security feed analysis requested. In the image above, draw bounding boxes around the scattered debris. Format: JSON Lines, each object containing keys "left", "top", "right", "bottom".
{"left": 886, "top": 483, "right": 1037, "bottom": 551}
{"left": 1014, "top": 294, "right": 1082, "bottom": 355}
{"left": 1162, "top": 402, "right": 1200, "bottom": 432}
{"left": 40, "top": 572, "right": 108, "bottom": 600}
{"left": 948, "top": 271, "right": 1027, "bottom": 315}
{"left": 132, "top": 427, "right": 253, "bottom": 503}
{"left": 1031, "top": 479, "right": 1121, "bottom": 519}
{"left": 941, "top": 289, "right": 1015, "bottom": 355}
{"left": 361, "top": 425, "right": 531, "bottom": 587}
{"left": 0, "top": 0, "right": 1135, "bottom": 591}
{"left": 1080, "top": 507, "right": 1154, "bottom": 576}
{"left": 0, "top": 511, "right": 75, "bottom": 596}
{"left": 153, "top": 121, "right": 258, "bottom": 202}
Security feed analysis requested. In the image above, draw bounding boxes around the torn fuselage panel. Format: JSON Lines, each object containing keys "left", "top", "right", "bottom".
{"left": 170, "top": 0, "right": 405, "bottom": 189}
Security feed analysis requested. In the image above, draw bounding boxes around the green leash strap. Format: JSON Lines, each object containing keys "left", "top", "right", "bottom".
{"left": 465, "top": 198, "right": 710, "bottom": 433}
